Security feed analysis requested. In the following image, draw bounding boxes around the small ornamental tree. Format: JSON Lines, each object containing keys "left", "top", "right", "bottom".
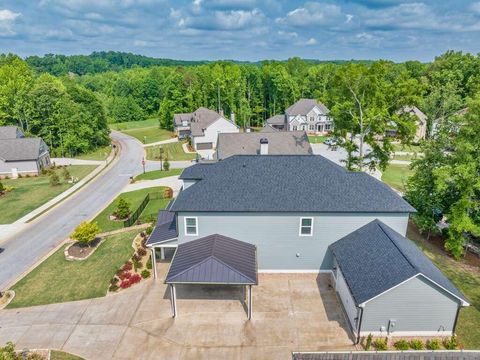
{"left": 163, "top": 157, "right": 170, "bottom": 171}
{"left": 70, "top": 221, "right": 100, "bottom": 246}
{"left": 115, "top": 198, "right": 131, "bottom": 219}
{"left": 49, "top": 171, "right": 60, "bottom": 186}
{"left": 62, "top": 167, "right": 71, "bottom": 180}
{"left": 0, "top": 181, "right": 4, "bottom": 194}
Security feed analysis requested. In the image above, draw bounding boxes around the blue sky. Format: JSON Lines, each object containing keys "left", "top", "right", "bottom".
{"left": 1, "top": 0, "right": 480, "bottom": 61}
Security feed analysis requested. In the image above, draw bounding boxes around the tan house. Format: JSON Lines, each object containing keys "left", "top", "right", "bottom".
{"left": 387, "top": 106, "right": 428, "bottom": 142}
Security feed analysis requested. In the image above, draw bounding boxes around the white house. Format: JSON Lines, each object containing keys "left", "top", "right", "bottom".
{"left": 266, "top": 99, "right": 333, "bottom": 134}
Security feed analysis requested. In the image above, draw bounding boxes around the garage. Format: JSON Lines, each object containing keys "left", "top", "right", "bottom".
{"left": 196, "top": 142, "right": 213, "bottom": 150}
{"left": 329, "top": 219, "right": 469, "bottom": 341}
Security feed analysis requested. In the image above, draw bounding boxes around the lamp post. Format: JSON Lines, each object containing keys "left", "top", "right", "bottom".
{"left": 159, "top": 146, "right": 164, "bottom": 171}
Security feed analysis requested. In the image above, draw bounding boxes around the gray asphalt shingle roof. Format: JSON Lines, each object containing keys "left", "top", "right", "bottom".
{"left": 215, "top": 131, "right": 312, "bottom": 159}
{"left": 0, "top": 138, "right": 47, "bottom": 161}
{"left": 285, "top": 99, "right": 330, "bottom": 116}
{"left": 329, "top": 219, "right": 468, "bottom": 305}
{"left": 266, "top": 114, "right": 285, "bottom": 125}
{"left": 0, "top": 126, "right": 23, "bottom": 139}
{"left": 172, "top": 155, "right": 415, "bottom": 213}
{"left": 293, "top": 351, "right": 480, "bottom": 360}
{"left": 260, "top": 124, "right": 281, "bottom": 133}
{"left": 173, "top": 107, "right": 236, "bottom": 137}
{"left": 165, "top": 234, "right": 257, "bottom": 284}
{"left": 146, "top": 210, "right": 177, "bottom": 246}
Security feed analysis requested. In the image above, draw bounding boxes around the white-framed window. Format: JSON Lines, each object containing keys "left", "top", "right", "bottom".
{"left": 299, "top": 217, "right": 313, "bottom": 236}
{"left": 310, "top": 116, "right": 315, "bottom": 122}
{"left": 292, "top": 126, "right": 297, "bottom": 131}
{"left": 325, "top": 123, "right": 331, "bottom": 131}
{"left": 185, "top": 217, "right": 198, "bottom": 236}
{"left": 309, "top": 124, "right": 315, "bottom": 131}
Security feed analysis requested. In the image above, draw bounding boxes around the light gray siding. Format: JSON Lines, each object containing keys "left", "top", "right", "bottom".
{"left": 0, "top": 159, "right": 40, "bottom": 175}
{"left": 177, "top": 212, "right": 409, "bottom": 270}
{"left": 361, "top": 275, "right": 460, "bottom": 335}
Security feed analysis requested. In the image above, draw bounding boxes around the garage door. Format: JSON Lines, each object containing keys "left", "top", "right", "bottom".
{"left": 196, "top": 142, "right": 213, "bottom": 150}
{"left": 336, "top": 268, "right": 359, "bottom": 332}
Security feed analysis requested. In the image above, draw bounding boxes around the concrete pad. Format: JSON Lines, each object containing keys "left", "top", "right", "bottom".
{"left": 0, "top": 325, "right": 30, "bottom": 344}
{"left": 34, "top": 300, "right": 91, "bottom": 325}
{"left": 0, "top": 308, "right": 44, "bottom": 327}
{"left": 181, "top": 346, "right": 240, "bottom": 360}
{"left": 17, "top": 324, "right": 75, "bottom": 349}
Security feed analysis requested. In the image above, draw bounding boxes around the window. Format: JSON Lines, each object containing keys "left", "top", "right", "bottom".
{"left": 310, "top": 116, "right": 315, "bottom": 122}
{"left": 309, "top": 124, "right": 315, "bottom": 131}
{"left": 325, "top": 123, "right": 331, "bottom": 131}
{"left": 185, "top": 217, "right": 198, "bottom": 236}
{"left": 292, "top": 126, "right": 297, "bottom": 131}
{"left": 299, "top": 217, "right": 313, "bottom": 236}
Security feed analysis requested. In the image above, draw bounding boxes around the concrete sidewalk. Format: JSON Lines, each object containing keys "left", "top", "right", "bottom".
{"left": 145, "top": 160, "right": 192, "bottom": 171}
{"left": 142, "top": 137, "right": 178, "bottom": 148}
{"left": 122, "top": 176, "right": 182, "bottom": 196}
{"left": 51, "top": 158, "right": 104, "bottom": 166}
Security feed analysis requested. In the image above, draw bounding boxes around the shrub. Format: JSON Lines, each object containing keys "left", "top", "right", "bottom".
{"left": 393, "top": 339, "right": 409, "bottom": 350}
{"left": 120, "top": 280, "right": 132, "bottom": 289}
{"left": 163, "top": 187, "right": 173, "bottom": 199}
{"left": 133, "top": 259, "right": 142, "bottom": 271}
{"left": 0, "top": 341, "right": 18, "bottom": 359}
{"left": 49, "top": 171, "right": 60, "bottom": 186}
{"left": 18, "top": 173, "right": 23, "bottom": 178}
{"left": 116, "top": 269, "right": 124, "bottom": 277}
{"left": 141, "top": 237, "right": 147, "bottom": 248}
{"left": 137, "top": 248, "right": 147, "bottom": 257}
{"left": 443, "top": 335, "right": 458, "bottom": 350}
{"left": 130, "top": 274, "right": 141, "bottom": 284}
{"left": 62, "top": 167, "right": 71, "bottom": 180}
{"left": 145, "top": 226, "right": 153, "bottom": 235}
{"left": 373, "top": 338, "right": 388, "bottom": 351}
{"left": 364, "top": 333, "right": 373, "bottom": 350}
{"left": 109, "top": 284, "right": 119, "bottom": 292}
{"left": 114, "top": 198, "right": 131, "bottom": 219}
{"left": 0, "top": 181, "right": 4, "bottom": 194}
{"left": 163, "top": 157, "right": 170, "bottom": 171}
{"left": 122, "top": 261, "right": 133, "bottom": 271}
{"left": 146, "top": 256, "right": 152, "bottom": 270}
{"left": 409, "top": 339, "right": 424, "bottom": 350}
{"left": 119, "top": 272, "right": 132, "bottom": 281}
{"left": 426, "top": 339, "right": 441, "bottom": 350}
{"left": 132, "top": 253, "right": 141, "bottom": 262}
{"left": 70, "top": 221, "right": 101, "bottom": 246}
{"left": 141, "top": 270, "right": 151, "bottom": 279}
{"left": 110, "top": 277, "right": 119, "bottom": 285}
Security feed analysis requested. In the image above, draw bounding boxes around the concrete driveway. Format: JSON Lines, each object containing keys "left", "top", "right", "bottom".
{"left": 0, "top": 264, "right": 354, "bottom": 359}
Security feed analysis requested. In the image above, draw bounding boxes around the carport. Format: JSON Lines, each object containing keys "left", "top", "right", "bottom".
{"left": 165, "top": 234, "right": 258, "bottom": 319}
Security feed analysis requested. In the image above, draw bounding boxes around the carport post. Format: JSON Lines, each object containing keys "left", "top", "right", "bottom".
{"left": 160, "top": 247, "right": 165, "bottom": 260}
{"left": 247, "top": 285, "right": 252, "bottom": 320}
{"left": 170, "top": 284, "right": 177, "bottom": 318}
{"left": 151, "top": 248, "right": 157, "bottom": 279}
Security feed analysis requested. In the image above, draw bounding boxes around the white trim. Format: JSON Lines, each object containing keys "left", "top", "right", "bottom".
{"left": 360, "top": 330, "right": 454, "bottom": 337}
{"left": 184, "top": 216, "right": 198, "bottom": 236}
{"left": 298, "top": 217, "right": 314, "bottom": 236}
{"left": 146, "top": 238, "right": 178, "bottom": 247}
{"left": 359, "top": 274, "right": 419, "bottom": 307}
{"left": 258, "top": 269, "right": 333, "bottom": 274}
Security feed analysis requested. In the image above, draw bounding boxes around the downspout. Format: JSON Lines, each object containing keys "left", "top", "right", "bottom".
{"left": 355, "top": 306, "right": 364, "bottom": 345}
{"left": 452, "top": 304, "right": 461, "bottom": 335}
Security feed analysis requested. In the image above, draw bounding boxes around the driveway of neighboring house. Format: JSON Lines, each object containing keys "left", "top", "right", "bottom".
{"left": 122, "top": 176, "right": 182, "bottom": 196}
{"left": 0, "top": 264, "right": 354, "bottom": 359}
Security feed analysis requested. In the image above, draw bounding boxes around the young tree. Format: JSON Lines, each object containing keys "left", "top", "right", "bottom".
{"left": 163, "top": 157, "right": 170, "bottom": 171}
{"left": 0, "top": 180, "right": 5, "bottom": 195}
{"left": 62, "top": 167, "right": 71, "bottom": 181}
{"left": 49, "top": 171, "right": 60, "bottom": 186}
{"left": 115, "top": 198, "right": 131, "bottom": 219}
{"left": 70, "top": 221, "right": 101, "bottom": 246}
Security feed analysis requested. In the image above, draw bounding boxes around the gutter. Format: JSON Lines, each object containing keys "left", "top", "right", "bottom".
{"left": 355, "top": 305, "right": 364, "bottom": 345}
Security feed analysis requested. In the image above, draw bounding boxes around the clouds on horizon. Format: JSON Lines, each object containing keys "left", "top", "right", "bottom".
{"left": 1, "top": 0, "right": 480, "bottom": 61}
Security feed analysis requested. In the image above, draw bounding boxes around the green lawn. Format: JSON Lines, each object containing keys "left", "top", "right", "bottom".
{"left": 135, "top": 168, "right": 183, "bottom": 181}
{"left": 51, "top": 351, "right": 85, "bottom": 360}
{"left": 146, "top": 141, "right": 196, "bottom": 161}
{"left": 392, "top": 143, "right": 422, "bottom": 153}
{"left": 407, "top": 223, "right": 480, "bottom": 349}
{"left": 308, "top": 135, "right": 328, "bottom": 143}
{"left": 0, "top": 166, "right": 97, "bottom": 224}
{"left": 110, "top": 118, "right": 174, "bottom": 144}
{"left": 7, "top": 230, "right": 139, "bottom": 308}
{"left": 381, "top": 163, "right": 414, "bottom": 192}
{"left": 110, "top": 118, "right": 158, "bottom": 130}
{"left": 73, "top": 145, "right": 111, "bottom": 161}
{"left": 391, "top": 154, "right": 422, "bottom": 161}
{"left": 92, "top": 186, "right": 170, "bottom": 232}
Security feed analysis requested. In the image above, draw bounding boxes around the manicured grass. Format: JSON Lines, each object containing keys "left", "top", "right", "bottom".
{"left": 110, "top": 118, "right": 158, "bottom": 130}
{"left": 73, "top": 145, "right": 111, "bottom": 161}
{"left": 308, "top": 135, "right": 328, "bottom": 143}
{"left": 8, "top": 230, "right": 139, "bottom": 308}
{"left": 391, "top": 154, "right": 422, "bottom": 161}
{"left": 407, "top": 224, "right": 480, "bottom": 349}
{"left": 92, "top": 186, "right": 169, "bottom": 232}
{"left": 146, "top": 141, "right": 196, "bottom": 161}
{"left": 0, "top": 166, "right": 97, "bottom": 224}
{"left": 381, "top": 163, "right": 414, "bottom": 192}
{"left": 134, "top": 168, "right": 183, "bottom": 181}
{"left": 110, "top": 118, "right": 174, "bottom": 144}
{"left": 392, "top": 143, "right": 422, "bottom": 153}
{"left": 50, "top": 350, "right": 85, "bottom": 360}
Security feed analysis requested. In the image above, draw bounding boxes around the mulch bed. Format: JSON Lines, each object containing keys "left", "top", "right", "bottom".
{"left": 67, "top": 238, "right": 101, "bottom": 259}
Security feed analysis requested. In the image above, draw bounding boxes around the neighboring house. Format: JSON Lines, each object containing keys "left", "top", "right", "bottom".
{"left": 147, "top": 154, "right": 469, "bottom": 338}
{"left": 0, "top": 126, "right": 50, "bottom": 178}
{"left": 215, "top": 131, "right": 312, "bottom": 159}
{"left": 266, "top": 99, "right": 333, "bottom": 133}
{"left": 387, "top": 106, "right": 427, "bottom": 142}
{"left": 173, "top": 107, "right": 239, "bottom": 152}
{"left": 432, "top": 107, "right": 469, "bottom": 136}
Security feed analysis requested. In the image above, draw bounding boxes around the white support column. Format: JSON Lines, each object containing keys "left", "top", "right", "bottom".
{"left": 160, "top": 247, "right": 165, "bottom": 260}
{"left": 170, "top": 284, "right": 177, "bottom": 318}
{"left": 247, "top": 285, "right": 252, "bottom": 320}
{"left": 151, "top": 248, "right": 157, "bottom": 279}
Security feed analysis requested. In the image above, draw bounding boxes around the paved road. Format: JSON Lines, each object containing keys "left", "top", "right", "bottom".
{"left": 0, "top": 131, "right": 145, "bottom": 290}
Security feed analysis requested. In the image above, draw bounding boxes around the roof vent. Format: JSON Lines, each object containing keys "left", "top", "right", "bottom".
{"left": 260, "top": 138, "right": 268, "bottom": 155}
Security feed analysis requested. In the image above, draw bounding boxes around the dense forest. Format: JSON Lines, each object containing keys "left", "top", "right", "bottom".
{"left": 0, "top": 50, "right": 479, "bottom": 255}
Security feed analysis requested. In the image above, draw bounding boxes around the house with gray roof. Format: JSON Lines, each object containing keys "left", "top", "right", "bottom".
{"left": 147, "top": 154, "right": 468, "bottom": 335}
{"left": 173, "top": 107, "right": 239, "bottom": 157}
{"left": 387, "top": 106, "right": 428, "bottom": 142}
{"left": 215, "top": 131, "right": 312, "bottom": 159}
{"left": 0, "top": 126, "right": 50, "bottom": 178}
{"left": 266, "top": 99, "right": 333, "bottom": 133}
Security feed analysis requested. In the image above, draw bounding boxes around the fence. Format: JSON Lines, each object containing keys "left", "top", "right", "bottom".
{"left": 123, "top": 190, "right": 170, "bottom": 228}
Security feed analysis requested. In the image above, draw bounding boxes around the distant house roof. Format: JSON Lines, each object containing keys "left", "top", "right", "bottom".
{"left": 293, "top": 351, "right": 480, "bottom": 360}
{"left": 0, "top": 138, "right": 48, "bottom": 162}
{"left": 174, "top": 107, "right": 237, "bottom": 137}
{"left": 216, "top": 131, "right": 312, "bottom": 159}
{"left": 329, "top": 219, "right": 468, "bottom": 305}
{"left": 266, "top": 114, "right": 285, "bottom": 126}
{"left": 397, "top": 106, "right": 427, "bottom": 124}
{"left": 165, "top": 234, "right": 257, "bottom": 285}
{"left": 146, "top": 210, "right": 177, "bottom": 246}
{"left": 0, "top": 126, "right": 24, "bottom": 139}
{"left": 172, "top": 155, "right": 415, "bottom": 213}
{"left": 260, "top": 124, "right": 280, "bottom": 133}
{"left": 285, "top": 99, "right": 329, "bottom": 116}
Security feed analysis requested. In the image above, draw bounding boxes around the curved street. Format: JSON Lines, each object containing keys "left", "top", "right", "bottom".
{"left": 0, "top": 131, "right": 145, "bottom": 290}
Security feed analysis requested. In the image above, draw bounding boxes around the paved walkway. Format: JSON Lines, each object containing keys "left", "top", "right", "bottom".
{"left": 144, "top": 160, "right": 192, "bottom": 171}
{"left": 51, "top": 158, "right": 104, "bottom": 166}
{"left": 122, "top": 176, "right": 182, "bottom": 196}
{"left": 0, "top": 265, "right": 354, "bottom": 359}
{"left": 142, "top": 137, "right": 178, "bottom": 148}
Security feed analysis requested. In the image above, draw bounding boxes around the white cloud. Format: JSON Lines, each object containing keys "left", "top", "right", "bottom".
{"left": 276, "top": 2, "right": 343, "bottom": 27}
{"left": 471, "top": 2, "right": 480, "bottom": 14}
{"left": 0, "top": 9, "right": 21, "bottom": 36}
{"left": 305, "top": 37, "right": 317, "bottom": 45}
{"left": 346, "top": 14, "right": 353, "bottom": 23}
{"left": 133, "top": 39, "right": 148, "bottom": 46}
{"left": 179, "top": 8, "right": 265, "bottom": 31}
{"left": 278, "top": 30, "right": 298, "bottom": 39}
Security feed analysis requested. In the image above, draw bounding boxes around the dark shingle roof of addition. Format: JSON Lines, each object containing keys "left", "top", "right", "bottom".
{"left": 329, "top": 219, "right": 468, "bottom": 305}
{"left": 166, "top": 234, "right": 257, "bottom": 284}
{"left": 216, "top": 131, "right": 312, "bottom": 159}
{"left": 172, "top": 155, "right": 415, "bottom": 213}
{"left": 266, "top": 114, "right": 285, "bottom": 125}
{"left": 0, "top": 126, "right": 23, "bottom": 139}
{"left": 146, "top": 211, "right": 177, "bottom": 246}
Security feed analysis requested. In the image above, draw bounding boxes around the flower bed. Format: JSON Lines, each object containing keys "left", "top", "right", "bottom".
{"left": 361, "top": 334, "right": 461, "bottom": 351}
{"left": 65, "top": 237, "right": 103, "bottom": 261}
{"left": 108, "top": 231, "right": 152, "bottom": 292}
